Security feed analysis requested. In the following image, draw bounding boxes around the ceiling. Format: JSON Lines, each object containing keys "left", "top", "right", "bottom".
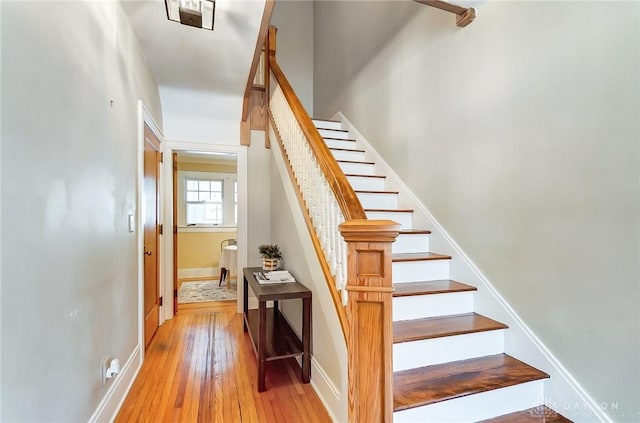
{"left": 121, "top": 0, "right": 265, "bottom": 95}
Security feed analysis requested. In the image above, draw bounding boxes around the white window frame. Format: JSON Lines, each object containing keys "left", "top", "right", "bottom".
{"left": 177, "top": 170, "right": 237, "bottom": 229}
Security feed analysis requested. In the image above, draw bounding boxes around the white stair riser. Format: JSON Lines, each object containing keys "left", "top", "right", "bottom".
{"left": 393, "top": 380, "right": 545, "bottom": 423}
{"left": 319, "top": 128, "right": 351, "bottom": 139}
{"left": 325, "top": 139, "right": 357, "bottom": 150}
{"left": 393, "top": 260, "right": 450, "bottom": 283}
{"left": 313, "top": 120, "right": 343, "bottom": 130}
{"left": 393, "top": 330, "right": 505, "bottom": 371}
{"left": 366, "top": 211, "right": 412, "bottom": 228}
{"left": 393, "top": 233, "right": 430, "bottom": 254}
{"left": 357, "top": 192, "right": 398, "bottom": 209}
{"left": 330, "top": 149, "right": 365, "bottom": 162}
{"left": 338, "top": 161, "right": 374, "bottom": 175}
{"left": 393, "top": 291, "right": 473, "bottom": 321}
{"left": 346, "top": 176, "right": 386, "bottom": 191}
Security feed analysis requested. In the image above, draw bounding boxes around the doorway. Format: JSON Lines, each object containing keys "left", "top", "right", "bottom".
{"left": 172, "top": 151, "right": 239, "bottom": 312}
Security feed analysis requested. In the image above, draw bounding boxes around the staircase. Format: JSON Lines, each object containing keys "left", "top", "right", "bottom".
{"left": 312, "top": 118, "right": 572, "bottom": 423}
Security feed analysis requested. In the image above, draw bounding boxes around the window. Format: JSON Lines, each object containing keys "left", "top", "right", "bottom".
{"left": 178, "top": 170, "right": 237, "bottom": 228}
{"left": 185, "top": 179, "right": 223, "bottom": 225}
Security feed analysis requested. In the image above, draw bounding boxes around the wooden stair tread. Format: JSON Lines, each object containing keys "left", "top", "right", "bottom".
{"left": 392, "top": 252, "right": 451, "bottom": 262}
{"left": 477, "top": 406, "right": 573, "bottom": 423}
{"left": 365, "top": 208, "right": 414, "bottom": 213}
{"left": 329, "top": 147, "right": 365, "bottom": 153}
{"left": 345, "top": 173, "right": 386, "bottom": 179}
{"left": 393, "top": 354, "right": 550, "bottom": 411}
{"left": 393, "top": 313, "right": 508, "bottom": 343}
{"left": 399, "top": 229, "right": 431, "bottom": 235}
{"left": 356, "top": 190, "right": 399, "bottom": 194}
{"left": 393, "top": 280, "right": 476, "bottom": 297}
{"left": 337, "top": 159, "right": 375, "bottom": 165}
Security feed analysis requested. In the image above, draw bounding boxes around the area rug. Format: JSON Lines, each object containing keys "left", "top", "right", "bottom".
{"left": 178, "top": 280, "right": 237, "bottom": 303}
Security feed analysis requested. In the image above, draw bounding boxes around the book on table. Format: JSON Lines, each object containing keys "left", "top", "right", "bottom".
{"left": 253, "top": 270, "right": 296, "bottom": 284}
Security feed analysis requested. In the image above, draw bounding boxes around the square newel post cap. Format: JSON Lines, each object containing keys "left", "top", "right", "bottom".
{"left": 339, "top": 219, "right": 401, "bottom": 243}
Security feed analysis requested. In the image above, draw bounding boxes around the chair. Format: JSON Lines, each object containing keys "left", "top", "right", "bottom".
{"left": 219, "top": 239, "right": 237, "bottom": 287}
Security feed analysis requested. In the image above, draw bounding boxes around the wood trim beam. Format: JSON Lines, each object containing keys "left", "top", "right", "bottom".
{"left": 414, "top": 0, "right": 477, "bottom": 27}
{"left": 241, "top": 0, "right": 275, "bottom": 124}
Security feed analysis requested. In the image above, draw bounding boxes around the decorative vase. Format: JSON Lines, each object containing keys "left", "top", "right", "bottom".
{"left": 262, "top": 258, "right": 279, "bottom": 271}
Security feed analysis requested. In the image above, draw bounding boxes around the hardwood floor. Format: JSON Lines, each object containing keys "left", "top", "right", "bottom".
{"left": 116, "top": 307, "right": 331, "bottom": 423}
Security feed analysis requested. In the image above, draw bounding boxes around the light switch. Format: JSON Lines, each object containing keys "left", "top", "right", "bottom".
{"left": 128, "top": 214, "right": 135, "bottom": 233}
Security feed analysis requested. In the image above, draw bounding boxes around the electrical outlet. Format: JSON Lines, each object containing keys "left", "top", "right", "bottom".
{"left": 101, "top": 357, "right": 111, "bottom": 387}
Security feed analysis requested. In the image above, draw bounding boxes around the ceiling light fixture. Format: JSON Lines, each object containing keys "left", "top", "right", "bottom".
{"left": 165, "top": 0, "right": 215, "bottom": 31}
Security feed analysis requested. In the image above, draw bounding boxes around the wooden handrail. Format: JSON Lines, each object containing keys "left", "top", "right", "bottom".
{"left": 269, "top": 57, "right": 366, "bottom": 221}
{"left": 414, "top": 0, "right": 477, "bottom": 27}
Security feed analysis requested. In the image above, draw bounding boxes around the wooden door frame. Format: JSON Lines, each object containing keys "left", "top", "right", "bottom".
{"left": 163, "top": 141, "right": 248, "bottom": 316}
{"left": 137, "top": 101, "right": 164, "bottom": 357}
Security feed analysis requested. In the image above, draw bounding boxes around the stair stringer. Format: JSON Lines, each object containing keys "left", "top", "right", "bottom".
{"left": 334, "top": 112, "right": 610, "bottom": 423}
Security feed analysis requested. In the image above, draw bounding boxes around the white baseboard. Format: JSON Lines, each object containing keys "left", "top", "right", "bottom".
{"left": 89, "top": 344, "right": 142, "bottom": 423}
{"left": 336, "top": 111, "right": 609, "bottom": 423}
{"left": 295, "top": 356, "right": 341, "bottom": 422}
{"left": 178, "top": 267, "right": 217, "bottom": 279}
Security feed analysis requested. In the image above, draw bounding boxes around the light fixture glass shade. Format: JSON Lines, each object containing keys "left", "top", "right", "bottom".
{"left": 165, "top": 0, "right": 215, "bottom": 31}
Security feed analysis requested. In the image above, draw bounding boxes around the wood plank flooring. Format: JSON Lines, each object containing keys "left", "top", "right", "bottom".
{"left": 116, "top": 307, "right": 331, "bottom": 423}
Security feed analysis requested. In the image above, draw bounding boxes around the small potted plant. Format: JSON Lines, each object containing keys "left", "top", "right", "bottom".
{"left": 258, "top": 244, "right": 282, "bottom": 271}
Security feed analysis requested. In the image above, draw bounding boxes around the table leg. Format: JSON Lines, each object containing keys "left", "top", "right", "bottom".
{"left": 219, "top": 267, "right": 226, "bottom": 287}
{"left": 258, "top": 301, "right": 267, "bottom": 392}
{"left": 243, "top": 275, "right": 248, "bottom": 333}
{"left": 302, "top": 297, "right": 311, "bottom": 383}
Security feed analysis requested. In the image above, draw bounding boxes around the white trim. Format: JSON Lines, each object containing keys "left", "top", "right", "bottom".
{"left": 88, "top": 345, "right": 142, "bottom": 423}
{"left": 163, "top": 140, "right": 248, "bottom": 316}
{"left": 336, "top": 111, "right": 610, "bottom": 423}
{"left": 177, "top": 267, "right": 217, "bottom": 279}
{"left": 294, "top": 356, "right": 341, "bottom": 422}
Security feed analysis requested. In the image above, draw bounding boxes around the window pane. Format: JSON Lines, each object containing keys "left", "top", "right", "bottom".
{"left": 186, "top": 192, "right": 199, "bottom": 202}
{"left": 199, "top": 192, "right": 211, "bottom": 202}
{"left": 186, "top": 203, "right": 206, "bottom": 224}
{"left": 211, "top": 192, "right": 222, "bottom": 202}
{"left": 198, "top": 180, "right": 210, "bottom": 191}
{"left": 186, "top": 180, "right": 198, "bottom": 190}
{"left": 211, "top": 180, "right": 223, "bottom": 191}
{"left": 204, "top": 203, "right": 222, "bottom": 224}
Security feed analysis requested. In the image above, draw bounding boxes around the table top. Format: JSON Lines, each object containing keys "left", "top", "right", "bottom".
{"left": 244, "top": 267, "right": 311, "bottom": 301}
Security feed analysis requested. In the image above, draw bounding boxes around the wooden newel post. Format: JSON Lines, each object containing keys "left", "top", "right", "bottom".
{"left": 339, "top": 219, "right": 401, "bottom": 423}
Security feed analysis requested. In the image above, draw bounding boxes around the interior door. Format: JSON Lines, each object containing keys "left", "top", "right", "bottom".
{"left": 143, "top": 123, "right": 161, "bottom": 348}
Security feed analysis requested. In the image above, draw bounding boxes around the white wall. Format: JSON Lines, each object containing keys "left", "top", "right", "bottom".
{"left": 1, "top": 1, "right": 162, "bottom": 421}
{"left": 271, "top": 0, "right": 314, "bottom": 115}
{"left": 160, "top": 86, "right": 242, "bottom": 143}
{"left": 313, "top": 1, "right": 639, "bottom": 420}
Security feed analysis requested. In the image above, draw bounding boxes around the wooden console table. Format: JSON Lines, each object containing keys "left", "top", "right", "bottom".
{"left": 242, "top": 267, "right": 312, "bottom": 392}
